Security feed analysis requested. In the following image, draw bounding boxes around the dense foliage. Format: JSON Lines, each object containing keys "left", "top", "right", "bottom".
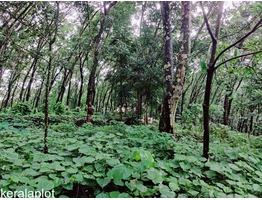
{"left": 0, "top": 113, "right": 261, "bottom": 198}
{"left": 0, "top": 1, "right": 261, "bottom": 198}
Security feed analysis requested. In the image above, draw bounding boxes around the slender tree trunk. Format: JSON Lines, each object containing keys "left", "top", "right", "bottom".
{"left": 10, "top": 83, "right": 18, "bottom": 107}
{"left": 159, "top": 1, "right": 173, "bottom": 133}
{"left": 136, "top": 91, "right": 143, "bottom": 118}
{"left": 19, "top": 64, "right": 34, "bottom": 101}
{"left": 1, "top": 70, "right": 20, "bottom": 109}
{"left": 44, "top": 3, "right": 59, "bottom": 153}
{"left": 86, "top": 2, "right": 117, "bottom": 107}
{"left": 66, "top": 73, "right": 73, "bottom": 107}
{"left": 223, "top": 93, "right": 230, "bottom": 125}
{"left": 77, "top": 55, "right": 86, "bottom": 107}
{"left": 201, "top": 2, "right": 224, "bottom": 159}
{"left": 170, "top": 1, "right": 191, "bottom": 134}
{"left": 34, "top": 78, "right": 44, "bottom": 109}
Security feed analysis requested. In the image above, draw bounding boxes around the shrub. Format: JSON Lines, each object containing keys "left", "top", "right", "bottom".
{"left": 50, "top": 122, "right": 77, "bottom": 132}
{"left": 52, "top": 102, "right": 66, "bottom": 115}
{"left": 11, "top": 102, "right": 31, "bottom": 115}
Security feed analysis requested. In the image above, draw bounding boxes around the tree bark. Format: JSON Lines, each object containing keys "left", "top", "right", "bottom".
{"left": 86, "top": 2, "right": 117, "bottom": 106}
{"left": 170, "top": 1, "right": 191, "bottom": 134}
{"left": 44, "top": 2, "right": 59, "bottom": 154}
{"left": 159, "top": 1, "right": 174, "bottom": 133}
{"left": 201, "top": 1, "right": 224, "bottom": 160}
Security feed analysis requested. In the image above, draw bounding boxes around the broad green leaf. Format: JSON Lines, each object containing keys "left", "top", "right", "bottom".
{"left": 188, "top": 190, "right": 199, "bottom": 197}
{"left": 140, "top": 149, "right": 154, "bottom": 169}
{"left": 253, "top": 184, "right": 261, "bottom": 192}
{"left": 97, "top": 178, "right": 111, "bottom": 188}
{"left": 179, "top": 161, "right": 191, "bottom": 171}
{"left": 146, "top": 168, "right": 166, "bottom": 184}
{"left": 82, "top": 156, "right": 95, "bottom": 164}
{"left": 179, "top": 178, "right": 191, "bottom": 187}
{"left": 96, "top": 193, "right": 109, "bottom": 198}
{"left": 36, "top": 179, "right": 55, "bottom": 191}
{"left": 168, "top": 178, "right": 179, "bottom": 192}
{"left": 109, "top": 191, "right": 120, "bottom": 198}
{"left": 159, "top": 184, "right": 176, "bottom": 198}
{"left": 132, "top": 151, "right": 140, "bottom": 161}
{"left": 228, "top": 163, "right": 241, "bottom": 171}
{"left": 106, "top": 158, "right": 120, "bottom": 166}
{"left": 22, "top": 168, "right": 40, "bottom": 177}
{"left": 66, "top": 167, "right": 78, "bottom": 174}
{"left": 136, "top": 183, "right": 147, "bottom": 192}
{"left": 74, "top": 173, "right": 84, "bottom": 182}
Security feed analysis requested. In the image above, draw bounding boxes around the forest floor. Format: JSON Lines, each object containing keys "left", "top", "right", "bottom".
{"left": 0, "top": 112, "right": 261, "bottom": 198}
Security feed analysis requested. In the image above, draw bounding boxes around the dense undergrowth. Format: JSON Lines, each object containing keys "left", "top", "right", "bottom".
{"left": 0, "top": 112, "right": 261, "bottom": 198}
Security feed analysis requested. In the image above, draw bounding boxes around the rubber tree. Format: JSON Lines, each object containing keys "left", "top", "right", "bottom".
{"left": 201, "top": 1, "right": 262, "bottom": 159}
{"left": 43, "top": 2, "right": 60, "bottom": 153}
{"left": 86, "top": 1, "right": 117, "bottom": 106}
{"left": 159, "top": 1, "right": 173, "bottom": 133}
{"left": 159, "top": 1, "right": 191, "bottom": 134}
{"left": 170, "top": 1, "right": 191, "bottom": 135}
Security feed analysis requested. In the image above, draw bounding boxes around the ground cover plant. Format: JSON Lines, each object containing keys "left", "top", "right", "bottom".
{"left": 0, "top": 114, "right": 261, "bottom": 198}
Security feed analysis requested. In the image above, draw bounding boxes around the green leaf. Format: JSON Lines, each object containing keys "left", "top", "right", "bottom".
{"left": 97, "top": 178, "right": 111, "bottom": 188}
{"left": 140, "top": 149, "right": 154, "bottom": 169}
{"left": 118, "top": 193, "right": 131, "bottom": 198}
{"left": 22, "top": 168, "right": 40, "bottom": 177}
{"left": 66, "top": 167, "right": 78, "bottom": 174}
{"left": 96, "top": 192, "right": 109, "bottom": 198}
{"left": 179, "top": 178, "right": 191, "bottom": 187}
{"left": 136, "top": 183, "right": 147, "bottom": 192}
{"left": 146, "top": 168, "right": 166, "bottom": 184}
{"left": 106, "top": 158, "right": 120, "bottom": 167}
{"left": 109, "top": 164, "right": 133, "bottom": 184}
{"left": 200, "top": 60, "right": 207, "bottom": 71}
{"left": 51, "top": 162, "right": 66, "bottom": 171}
{"left": 253, "top": 184, "right": 261, "bottom": 192}
{"left": 73, "top": 157, "right": 82, "bottom": 166}
{"left": 82, "top": 156, "right": 95, "bottom": 164}
{"left": 74, "top": 173, "right": 84, "bottom": 182}
{"left": 36, "top": 178, "right": 55, "bottom": 191}
{"left": 159, "top": 184, "right": 176, "bottom": 198}
{"left": 168, "top": 178, "right": 180, "bottom": 192}
{"left": 188, "top": 190, "right": 199, "bottom": 197}
{"left": 63, "top": 182, "right": 73, "bottom": 190}
{"left": 109, "top": 191, "right": 120, "bottom": 198}
{"left": 132, "top": 151, "right": 141, "bottom": 161}
{"left": 179, "top": 161, "right": 191, "bottom": 171}
{"left": 228, "top": 163, "right": 241, "bottom": 171}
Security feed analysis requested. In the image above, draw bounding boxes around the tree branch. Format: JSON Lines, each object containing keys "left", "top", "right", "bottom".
{"left": 200, "top": 2, "right": 216, "bottom": 43}
{"left": 213, "top": 18, "right": 262, "bottom": 66}
{"left": 214, "top": 50, "right": 262, "bottom": 70}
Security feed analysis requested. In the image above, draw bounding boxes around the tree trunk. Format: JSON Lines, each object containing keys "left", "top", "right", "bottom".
{"left": 34, "top": 78, "right": 44, "bottom": 109}
{"left": 86, "top": 2, "right": 117, "bottom": 107}
{"left": 10, "top": 83, "right": 18, "bottom": 107}
{"left": 201, "top": 2, "right": 224, "bottom": 160}
{"left": 136, "top": 91, "right": 143, "bottom": 118}
{"left": 170, "top": 1, "right": 191, "bottom": 134}
{"left": 159, "top": 1, "right": 173, "bottom": 133}
{"left": 223, "top": 93, "right": 230, "bottom": 125}
{"left": 77, "top": 55, "right": 86, "bottom": 107}
{"left": 44, "top": 3, "right": 59, "bottom": 153}
{"left": 66, "top": 73, "right": 73, "bottom": 107}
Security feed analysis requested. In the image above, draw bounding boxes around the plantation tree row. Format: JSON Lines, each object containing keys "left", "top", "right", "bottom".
{"left": 0, "top": 2, "right": 261, "bottom": 157}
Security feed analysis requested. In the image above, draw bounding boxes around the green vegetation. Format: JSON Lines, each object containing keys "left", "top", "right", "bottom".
{"left": 0, "top": 1, "right": 261, "bottom": 198}
{"left": 0, "top": 113, "right": 261, "bottom": 198}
